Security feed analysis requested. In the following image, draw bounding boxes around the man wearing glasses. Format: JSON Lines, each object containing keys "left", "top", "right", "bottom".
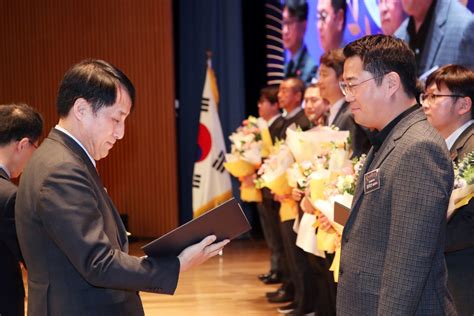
{"left": 282, "top": 0, "right": 317, "bottom": 85}
{"left": 0, "top": 103, "right": 43, "bottom": 316}
{"left": 422, "top": 64, "right": 474, "bottom": 316}
{"left": 316, "top": 0, "right": 346, "bottom": 53}
{"left": 337, "top": 35, "right": 456, "bottom": 315}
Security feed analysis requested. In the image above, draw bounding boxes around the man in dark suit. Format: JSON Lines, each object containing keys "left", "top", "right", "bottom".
{"left": 255, "top": 85, "right": 286, "bottom": 285}
{"left": 422, "top": 64, "right": 474, "bottom": 315}
{"left": 337, "top": 35, "right": 456, "bottom": 315}
{"left": 0, "top": 103, "right": 43, "bottom": 316}
{"left": 278, "top": 77, "right": 311, "bottom": 139}
{"left": 395, "top": 0, "right": 474, "bottom": 77}
{"left": 318, "top": 48, "right": 371, "bottom": 159}
{"left": 282, "top": 0, "right": 318, "bottom": 85}
{"left": 15, "top": 59, "right": 229, "bottom": 316}
{"left": 271, "top": 76, "right": 314, "bottom": 315}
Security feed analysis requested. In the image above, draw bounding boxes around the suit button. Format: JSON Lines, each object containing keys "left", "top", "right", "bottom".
{"left": 344, "top": 237, "right": 349, "bottom": 243}
{"left": 339, "top": 268, "right": 344, "bottom": 276}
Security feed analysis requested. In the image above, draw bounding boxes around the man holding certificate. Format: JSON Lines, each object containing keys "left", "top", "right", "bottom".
{"left": 336, "top": 35, "right": 456, "bottom": 315}
{"left": 15, "top": 59, "right": 228, "bottom": 316}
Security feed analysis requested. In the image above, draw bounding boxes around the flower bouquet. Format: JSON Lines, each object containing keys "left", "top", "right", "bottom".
{"left": 447, "top": 151, "right": 474, "bottom": 219}
{"left": 223, "top": 116, "right": 272, "bottom": 202}
{"left": 257, "top": 143, "right": 296, "bottom": 220}
{"left": 286, "top": 125, "right": 350, "bottom": 163}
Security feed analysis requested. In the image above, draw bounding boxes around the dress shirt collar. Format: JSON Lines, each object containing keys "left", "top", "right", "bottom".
{"left": 445, "top": 119, "right": 474, "bottom": 150}
{"left": 289, "top": 45, "right": 304, "bottom": 63}
{"left": 267, "top": 114, "right": 281, "bottom": 127}
{"left": 327, "top": 98, "right": 345, "bottom": 126}
{"left": 284, "top": 106, "right": 303, "bottom": 120}
{"left": 0, "top": 165, "right": 11, "bottom": 179}
{"left": 55, "top": 125, "right": 96, "bottom": 167}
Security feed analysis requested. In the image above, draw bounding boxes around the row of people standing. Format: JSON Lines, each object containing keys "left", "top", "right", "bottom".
{"left": 255, "top": 35, "right": 473, "bottom": 315}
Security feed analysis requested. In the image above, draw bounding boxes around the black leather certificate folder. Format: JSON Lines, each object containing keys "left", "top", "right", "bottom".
{"left": 142, "top": 198, "right": 251, "bottom": 257}
{"left": 334, "top": 201, "right": 351, "bottom": 226}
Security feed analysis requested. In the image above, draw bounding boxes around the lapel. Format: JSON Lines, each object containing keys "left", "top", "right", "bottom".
{"left": 0, "top": 168, "right": 9, "bottom": 181}
{"left": 423, "top": 0, "right": 448, "bottom": 71}
{"left": 269, "top": 116, "right": 285, "bottom": 142}
{"left": 345, "top": 108, "right": 427, "bottom": 233}
{"left": 450, "top": 124, "right": 474, "bottom": 162}
{"left": 48, "top": 129, "right": 128, "bottom": 250}
{"left": 332, "top": 102, "right": 349, "bottom": 127}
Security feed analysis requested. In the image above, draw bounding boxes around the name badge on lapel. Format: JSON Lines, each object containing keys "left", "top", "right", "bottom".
{"left": 364, "top": 169, "right": 381, "bottom": 194}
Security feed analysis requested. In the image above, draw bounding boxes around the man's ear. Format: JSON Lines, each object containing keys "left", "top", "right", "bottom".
{"left": 16, "top": 137, "right": 30, "bottom": 152}
{"left": 72, "top": 98, "right": 90, "bottom": 121}
{"left": 336, "top": 9, "right": 344, "bottom": 32}
{"left": 457, "top": 96, "right": 472, "bottom": 116}
{"left": 386, "top": 72, "right": 401, "bottom": 97}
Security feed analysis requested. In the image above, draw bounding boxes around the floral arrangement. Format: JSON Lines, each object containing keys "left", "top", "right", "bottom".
{"left": 448, "top": 151, "right": 474, "bottom": 219}
{"left": 223, "top": 116, "right": 273, "bottom": 202}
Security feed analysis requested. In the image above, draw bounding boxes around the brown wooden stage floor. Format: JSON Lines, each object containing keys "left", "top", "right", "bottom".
{"left": 22, "top": 239, "right": 285, "bottom": 315}
{"left": 131, "top": 239, "right": 284, "bottom": 315}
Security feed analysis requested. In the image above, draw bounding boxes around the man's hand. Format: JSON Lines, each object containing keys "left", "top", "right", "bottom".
{"left": 317, "top": 213, "right": 332, "bottom": 231}
{"left": 291, "top": 188, "right": 304, "bottom": 202}
{"left": 178, "top": 235, "right": 230, "bottom": 272}
{"left": 300, "top": 196, "right": 315, "bottom": 214}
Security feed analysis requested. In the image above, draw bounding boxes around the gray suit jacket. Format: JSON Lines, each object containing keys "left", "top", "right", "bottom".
{"left": 395, "top": 0, "right": 474, "bottom": 76}
{"left": 336, "top": 108, "right": 456, "bottom": 315}
{"left": 15, "top": 129, "right": 180, "bottom": 316}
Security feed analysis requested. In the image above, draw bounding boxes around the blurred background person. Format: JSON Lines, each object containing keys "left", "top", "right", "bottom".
{"left": 395, "top": 0, "right": 474, "bottom": 76}
{"left": 282, "top": 0, "right": 318, "bottom": 85}
{"left": 421, "top": 64, "right": 474, "bottom": 316}
{"left": 0, "top": 103, "right": 43, "bottom": 316}
{"left": 379, "top": 0, "right": 407, "bottom": 35}
{"left": 316, "top": 0, "right": 346, "bottom": 53}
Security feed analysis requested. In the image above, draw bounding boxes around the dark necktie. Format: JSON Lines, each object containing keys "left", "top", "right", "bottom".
{"left": 286, "top": 60, "right": 295, "bottom": 77}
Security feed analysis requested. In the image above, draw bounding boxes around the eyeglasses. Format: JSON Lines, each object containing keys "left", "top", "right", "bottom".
{"left": 282, "top": 18, "right": 299, "bottom": 28}
{"left": 28, "top": 139, "right": 38, "bottom": 149}
{"left": 316, "top": 10, "right": 330, "bottom": 24}
{"left": 339, "top": 74, "right": 386, "bottom": 96}
{"left": 419, "top": 93, "right": 465, "bottom": 105}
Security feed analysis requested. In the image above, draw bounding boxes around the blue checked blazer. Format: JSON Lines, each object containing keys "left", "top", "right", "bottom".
{"left": 336, "top": 108, "right": 457, "bottom": 315}
{"left": 395, "top": 0, "right": 474, "bottom": 76}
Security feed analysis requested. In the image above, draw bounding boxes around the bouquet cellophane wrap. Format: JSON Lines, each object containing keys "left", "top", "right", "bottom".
{"left": 260, "top": 127, "right": 273, "bottom": 158}
{"left": 280, "top": 198, "right": 298, "bottom": 222}
{"left": 240, "top": 185, "right": 262, "bottom": 202}
{"left": 312, "top": 194, "right": 352, "bottom": 282}
{"left": 223, "top": 159, "right": 256, "bottom": 177}
{"left": 447, "top": 184, "right": 474, "bottom": 219}
{"left": 295, "top": 212, "right": 325, "bottom": 258}
{"left": 286, "top": 126, "right": 350, "bottom": 163}
{"left": 259, "top": 145, "right": 294, "bottom": 195}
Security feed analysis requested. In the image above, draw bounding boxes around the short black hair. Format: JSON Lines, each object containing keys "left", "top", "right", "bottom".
{"left": 284, "top": 0, "right": 308, "bottom": 21}
{"left": 260, "top": 85, "right": 280, "bottom": 104}
{"left": 320, "top": 48, "right": 345, "bottom": 77}
{"left": 0, "top": 103, "right": 43, "bottom": 146}
{"left": 343, "top": 35, "right": 418, "bottom": 98}
{"left": 283, "top": 77, "right": 305, "bottom": 102}
{"left": 331, "top": 0, "right": 347, "bottom": 27}
{"left": 56, "top": 59, "right": 136, "bottom": 118}
{"left": 426, "top": 64, "right": 474, "bottom": 118}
